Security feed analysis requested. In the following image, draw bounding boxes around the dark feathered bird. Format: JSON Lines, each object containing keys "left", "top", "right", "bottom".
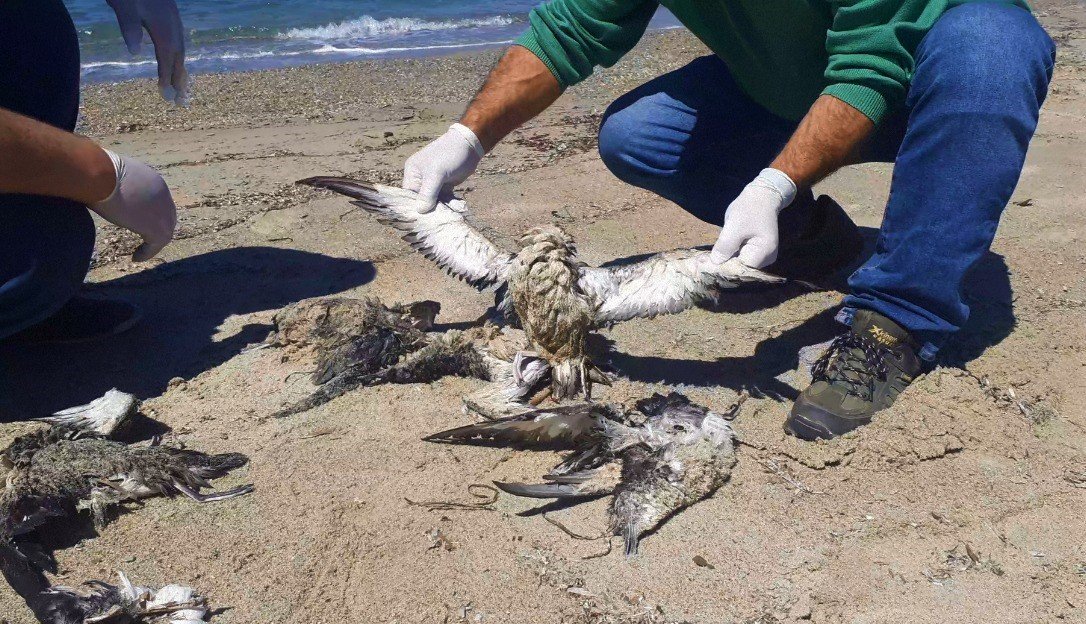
{"left": 425, "top": 392, "right": 738, "bottom": 556}
{"left": 0, "top": 408, "right": 250, "bottom": 623}
{"left": 269, "top": 296, "right": 545, "bottom": 418}
{"left": 296, "top": 178, "right": 785, "bottom": 401}
{"left": 1, "top": 427, "right": 253, "bottom": 539}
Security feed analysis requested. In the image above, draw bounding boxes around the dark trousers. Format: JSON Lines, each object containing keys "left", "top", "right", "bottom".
{"left": 597, "top": 3, "right": 1055, "bottom": 354}
{"left": 0, "top": 0, "right": 96, "bottom": 340}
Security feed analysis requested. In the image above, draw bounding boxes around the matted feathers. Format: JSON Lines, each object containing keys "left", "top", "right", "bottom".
{"left": 297, "top": 177, "right": 786, "bottom": 325}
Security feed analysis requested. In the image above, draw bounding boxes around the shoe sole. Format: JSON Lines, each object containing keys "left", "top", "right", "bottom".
{"left": 784, "top": 413, "right": 836, "bottom": 441}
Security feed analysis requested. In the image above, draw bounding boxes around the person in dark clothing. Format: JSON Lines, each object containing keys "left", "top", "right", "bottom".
{"left": 0, "top": 0, "right": 187, "bottom": 344}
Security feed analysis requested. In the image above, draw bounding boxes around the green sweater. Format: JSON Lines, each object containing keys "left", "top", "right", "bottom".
{"left": 516, "top": 0, "right": 1028, "bottom": 125}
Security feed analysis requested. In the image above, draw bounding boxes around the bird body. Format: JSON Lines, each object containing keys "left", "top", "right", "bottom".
{"left": 297, "top": 177, "right": 785, "bottom": 401}
{"left": 426, "top": 392, "right": 738, "bottom": 555}
{"left": 268, "top": 297, "right": 531, "bottom": 417}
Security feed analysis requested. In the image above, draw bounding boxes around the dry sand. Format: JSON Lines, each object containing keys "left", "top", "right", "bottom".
{"left": 3, "top": 1, "right": 1086, "bottom": 622}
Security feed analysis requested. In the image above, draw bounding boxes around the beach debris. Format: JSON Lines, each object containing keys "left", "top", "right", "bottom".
{"left": 405, "top": 484, "right": 500, "bottom": 512}
{"left": 693, "top": 555, "right": 715, "bottom": 569}
{"left": 297, "top": 178, "right": 786, "bottom": 401}
{"left": 268, "top": 297, "right": 542, "bottom": 417}
{"left": 425, "top": 392, "right": 738, "bottom": 556}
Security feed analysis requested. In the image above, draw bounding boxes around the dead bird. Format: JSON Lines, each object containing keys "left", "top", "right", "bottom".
{"left": 0, "top": 416, "right": 247, "bottom": 623}
{"left": 268, "top": 296, "right": 538, "bottom": 417}
{"left": 425, "top": 392, "right": 738, "bottom": 556}
{"left": 297, "top": 178, "right": 785, "bottom": 401}
{"left": 0, "top": 545, "right": 208, "bottom": 624}
{"left": 1, "top": 426, "right": 253, "bottom": 539}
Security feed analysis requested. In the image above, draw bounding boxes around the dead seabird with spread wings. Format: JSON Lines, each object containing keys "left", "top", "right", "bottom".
{"left": 298, "top": 178, "right": 785, "bottom": 401}
{"left": 425, "top": 392, "right": 738, "bottom": 556}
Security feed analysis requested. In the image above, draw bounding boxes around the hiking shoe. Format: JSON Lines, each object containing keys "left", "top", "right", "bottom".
{"left": 11, "top": 295, "right": 142, "bottom": 345}
{"left": 786, "top": 310, "right": 922, "bottom": 440}
{"left": 769, "top": 195, "right": 864, "bottom": 283}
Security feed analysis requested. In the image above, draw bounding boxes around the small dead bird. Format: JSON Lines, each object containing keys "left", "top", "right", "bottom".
{"left": 0, "top": 545, "right": 208, "bottom": 624}
{"left": 297, "top": 178, "right": 785, "bottom": 401}
{"left": 425, "top": 392, "right": 738, "bottom": 556}
{"left": 268, "top": 296, "right": 538, "bottom": 417}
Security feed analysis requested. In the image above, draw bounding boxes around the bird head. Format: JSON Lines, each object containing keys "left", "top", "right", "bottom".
{"left": 516, "top": 225, "right": 577, "bottom": 257}
{"left": 403, "top": 300, "right": 441, "bottom": 330}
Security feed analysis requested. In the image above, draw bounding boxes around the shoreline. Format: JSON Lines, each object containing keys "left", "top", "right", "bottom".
{"left": 77, "top": 28, "right": 707, "bottom": 137}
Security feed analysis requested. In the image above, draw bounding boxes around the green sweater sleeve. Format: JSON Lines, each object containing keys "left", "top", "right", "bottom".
{"left": 822, "top": 0, "right": 937, "bottom": 125}
{"left": 515, "top": 0, "right": 659, "bottom": 88}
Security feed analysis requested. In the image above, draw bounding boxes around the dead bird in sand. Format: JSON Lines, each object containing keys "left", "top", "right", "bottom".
{"left": 1, "top": 425, "right": 253, "bottom": 539}
{"left": 268, "top": 296, "right": 540, "bottom": 417}
{"left": 297, "top": 178, "right": 786, "bottom": 401}
{"left": 426, "top": 392, "right": 738, "bottom": 556}
{"left": 0, "top": 548, "right": 209, "bottom": 624}
{"left": 0, "top": 411, "right": 248, "bottom": 623}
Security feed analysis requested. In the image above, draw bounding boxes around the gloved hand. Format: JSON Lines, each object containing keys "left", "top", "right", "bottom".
{"left": 106, "top": 0, "right": 189, "bottom": 105}
{"left": 709, "top": 168, "right": 797, "bottom": 268}
{"left": 402, "top": 123, "right": 485, "bottom": 213}
{"left": 91, "top": 149, "right": 178, "bottom": 262}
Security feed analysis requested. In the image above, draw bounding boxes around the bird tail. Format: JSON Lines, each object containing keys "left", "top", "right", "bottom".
{"left": 185, "top": 451, "right": 249, "bottom": 480}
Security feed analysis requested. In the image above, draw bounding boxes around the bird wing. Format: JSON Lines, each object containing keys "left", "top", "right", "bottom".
{"left": 579, "top": 252, "right": 785, "bottom": 325}
{"left": 423, "top": 404, "right": 609, "bottom": 449}
{"left": 298, "top": 177, "right": 514, "bottom": 289}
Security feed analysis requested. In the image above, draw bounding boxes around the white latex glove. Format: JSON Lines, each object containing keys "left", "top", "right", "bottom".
{"left": 91, "top": 149, "right": 178, "bottom": 262}
{"left": 709, "top": 168, "right": 798, "bottom": 268}
{"left": 402, "top": 123, "right": 485, "bottom": 213}
{"left": 106, "top": 0, "right": 189, "bottom": 105}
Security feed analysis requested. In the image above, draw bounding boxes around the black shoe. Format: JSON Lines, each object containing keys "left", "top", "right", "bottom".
{"left": 769, "top": 195, "right": 864, "bottom": 283}
{"left": 786, "top": 310, "right": 922, "bottom": 440}
{"left": 11, "top": 296, "right": 142, "bottom": 345}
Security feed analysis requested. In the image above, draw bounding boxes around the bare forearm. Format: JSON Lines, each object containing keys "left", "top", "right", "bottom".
{"left": 771, "top": 95, "right": 875, "bottom": 188}
{"left": 460, "top": 46, "right": 563, "bottom": 152}
{"left": 0, "top": 107, "right": 115, "bottom": 205}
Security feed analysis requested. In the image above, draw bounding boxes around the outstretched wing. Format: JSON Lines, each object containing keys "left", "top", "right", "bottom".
{"left": 579, "top": 252, "right": 785, "bottom": 324}
{"left": 298, "top": 177, "right": 514, "bottom": 289}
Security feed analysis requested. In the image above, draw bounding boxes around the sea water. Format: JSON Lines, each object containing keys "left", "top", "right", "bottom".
{"left": 64, "top": 0, "right": 679, "bottom": 83}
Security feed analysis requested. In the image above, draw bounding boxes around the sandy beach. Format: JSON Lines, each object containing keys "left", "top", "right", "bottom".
{"left": 3, "top": 0, "right": 1086, "bottom": 621}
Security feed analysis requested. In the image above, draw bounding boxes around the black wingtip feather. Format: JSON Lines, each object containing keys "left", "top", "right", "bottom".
{"left": 297, "top": 176, "right": 382, "bottom": 202}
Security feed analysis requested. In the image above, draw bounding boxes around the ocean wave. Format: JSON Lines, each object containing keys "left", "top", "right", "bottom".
{"left": 280, "top": 14, "right": 519, "bottom": 41}
{"left": 81, "top": 39, "right": 513, "bottom": 72}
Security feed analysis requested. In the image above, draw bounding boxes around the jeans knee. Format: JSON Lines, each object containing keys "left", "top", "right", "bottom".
{"left": 921, "top": 4, "right": 1055, "bottom": 95}
{"left": 598, "top": 95, "right": 684, "bottom": 186}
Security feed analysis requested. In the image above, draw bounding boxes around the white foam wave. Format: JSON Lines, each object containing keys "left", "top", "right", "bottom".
{"left": 280, "top": 14, "right": 518, "bottom": 41}
{"left": 82, "top": 39, "right": 513, "bottom": 72}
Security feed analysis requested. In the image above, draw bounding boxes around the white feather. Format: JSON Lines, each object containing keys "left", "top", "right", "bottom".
{"left": 580, "top": 252, "right": 785, "bottom": 324}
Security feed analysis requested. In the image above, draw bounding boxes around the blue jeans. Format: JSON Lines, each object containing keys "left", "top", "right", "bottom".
{"left": 598, "top": 2, "right": 1055, "bottom": 354}
{"left": 0, "top": 0, "right": 94, "bottom": 341}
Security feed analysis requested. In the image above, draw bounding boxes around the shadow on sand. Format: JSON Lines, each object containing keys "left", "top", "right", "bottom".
{"left": 1, "top": 246, "right": 375, "bottom": 417}
{"left": 604, "top": 236, "right": 1015, "bottom": 400}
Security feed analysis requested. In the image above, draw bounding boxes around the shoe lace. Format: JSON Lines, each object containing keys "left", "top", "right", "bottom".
{"left": 811, "top": 332, "right": 891, "bottom": 401}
